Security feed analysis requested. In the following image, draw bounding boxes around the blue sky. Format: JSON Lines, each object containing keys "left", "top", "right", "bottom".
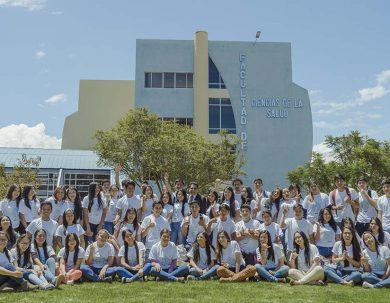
{"left": 0, "top": 0, "right": 389, "bottom": 151}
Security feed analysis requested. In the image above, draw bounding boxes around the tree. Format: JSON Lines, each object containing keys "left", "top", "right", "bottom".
{"left": 287, "top": 131, "right": 390, "bottom": 194}
{"left": 93, "top": 108, "right": 245, "bottom": 194}
{"left": 0, "top": 154, "right": 41, "bottom": 198}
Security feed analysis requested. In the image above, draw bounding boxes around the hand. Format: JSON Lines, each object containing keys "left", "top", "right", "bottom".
{"left": 97, "top": 224, "right": 103, "bottom": 231}
{"left": 184, "top": 217, "right": 190, "bottom": 226}
{"left": 138, "top": 268, "right": 144, "bottom": 277}
{"left": 221, "top": 262, "right": 229, "bottom": 268}
{"left": 209, "top": 217, "right": 218, "bottom": 224}
{"left": 99, "top": 267, "right": 107, "bottom": 279}
{"left": 149, "top": 222, "right": 156, "bottom": 229}
{"left": 13, "top": 270, "right": 23, "bottom": 278}
{"left": 342, "top": 250, "right": 349, "bottom": 261}
{"left": 85, "top": 230, "right": 94, "bottom": 237}
{"left": 89, "top": 242, "right": 95, "bottom": 252}
{"left": 282, "top": 206, "right": 288, "bottom": 215}
{"left": 261, "top": 243, "right": 270, "bottom": 252}
{"left": 196, "top": 267, "right": 203, "bottom": 275}
{"left": 291, "top": 252, "right": 299, "bottom": 260}
{"left": 360, "top": 253, "right": 369, "bottom": 265}
{"left": 153, "top": 263, "right": 161, "bottom": 272}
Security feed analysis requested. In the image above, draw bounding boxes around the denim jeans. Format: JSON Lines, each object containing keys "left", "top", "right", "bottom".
{"left": 170, "top": 221, "right": 183, "bottom": 245}
{"left": 104, "top": 221, "right": 114, "bottom": 235}
{"left": 189, "top": 265, "right": 220, "bottom": 280}
{"left": 80, "top": 265, "right": 127, "bottom": 282}
{"left": 0, "top": 264, "right": 24, "bottom": 287}
{"left": 85, "top": 223, "right": 99, "bottom": 242}
{"left": 317, "top": 246, "right": 333, "bottom": 258}
{"left": 324, "top": 265, "right": 362, "bottom": 284}
{"left": 21, "top": 268, "right": 49, "bottom": 286}
{"left": 255, "top": 264, "right": 289, "bottom": 282}
{"left": 362, "top": 272, "right": 390, "bottom": 288}
{"left": 119, "top": 263, "right": 153, "bottom": 281}
{"left": 149, "top": 265, "right": 189, "bottom": 281}
{"left": 355, "top": 222, "right": 370, "bottom": 237}
{"left": 43, "top": 257, "right": 56, "bottom": 283}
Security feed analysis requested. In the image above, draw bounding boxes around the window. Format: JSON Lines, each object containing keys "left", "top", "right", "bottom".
{"left": 145, "top": 72, "right": 193, "bottom": 88}
{"left": 209, "top": 57, "right": 226, "bottom": 89}
{"left": 160, "top": 117, "right": 193, "bottom": 127}
{"left": 209, "top": 98, "right": 236, "bottom": 134}
{"left": 63, "top": 172, "right": 110, "bottom": 199}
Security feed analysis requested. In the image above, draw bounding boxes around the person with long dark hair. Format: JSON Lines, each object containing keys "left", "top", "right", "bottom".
{"left": 255, "top": 230, "right": 289, "bottom": 282}
{"left": 18, "top": 185, "right": 40, "bottom": 231}
{"left": 82, "top": 182, "right": 107, "bottom": 242}
{"left": 324, "top": 227, "right": 362, "bottom": 286}
{"left": 257, "top": 188, "right": 282, "bottom": 223}
{"left": 187, "top": 232, "right": 219, "bottom": 280}
{"left": 206, "top": 203, "right": 236, "bottom": 248}
{"left": 222, "top": 187, "right": 240, "bottom": 222}
{"left": 314, "top": 207, "right": 341, "bottom": 258}
{"left": 288, "top": 231, "right": 324, "bottom": 285}
{"left": 58, "top": 233, "right": 84, "bottom": 284}
{"left": 66, "top": 187, "right": 83, "bottom": 225}
{"left": 114, "top": 208, "right": 141, "bottom": 247}
{"left": 361, "top": 231, "right": 390, "bottom": 288}
{"left": 160, "top": 191, "right": 173, "bottom": 222}
{"left": 171, "top": 189, "right": 189, "bottom": 245}
{"left": 0, "top": 216, "right": 17, "bottom": 250}
{"left": 55, "top": 209, "right": 85, "bottom": 249}
{"left": 259, "top": 210, "right": 283, "bottom": 244}
{"left": 0, "top": 184, "right": 22, "bottom": 232}
{"left": 104, "top": 184, "right": 120, "bottom": 235}
{"left": 302, "top": 182, "right": 329, "bottom": 224}
{"left": 205, "top": 191, "right": 220, "bottom": 220}
{"left": 45, "top": 186, "right": 67, "bottom": 224}
{"left": 369, "top": 218, "right": 390, "bottom": 248}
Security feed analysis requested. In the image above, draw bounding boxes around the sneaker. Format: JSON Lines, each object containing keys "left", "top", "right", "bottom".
{"left": 66, "top": 280, "right": 74, "bottom": 285}
{"left": 0, "top": 283, "right": 14, "bottom": 293}
{"left": 176, "top": 277, "right": 185, "bottom": 283}
{"left": 40, "top": 283, "right": 55, "bottom": 290}
{"left": 102, "top": 276, "right": 113, "bottom": 283}
{"left": 121, "top": 277, "right": 133, "bottom": 284}
{"left": 18, "top": 281, "right": 38, "bottom": 291}
{"left": 55, "top": 274, "right": 66, "bottom": 288}
{"left": 186, "top": 275, "right": 196, "bottom": 281}
{"left": 363, "top": 281, "right": 374, "bottom": 288}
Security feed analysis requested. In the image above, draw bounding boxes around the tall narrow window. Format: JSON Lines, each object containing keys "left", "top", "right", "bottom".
{"left": 208, "top": 98, "right": 236, "bottom": 134}
{"left": 164, "top": 73, "right": 174, "bottom": 88}
{"left": 151, "top": 73, "right": 163, "bottom": 88}
{"left": 209, "top": 57, "right": 226, "bottom": 89}
{"left": 145, "top": 72, "right": 151, "bottom": 88}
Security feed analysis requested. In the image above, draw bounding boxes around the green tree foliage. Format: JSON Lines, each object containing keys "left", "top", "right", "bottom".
{"left": 94, "top": 108, "right": 245, "bottom": 194}
{"left": 0, "top": 154, "right": 41, "bottom": 198}
{"left": 288, "top": 131, "right": 390, "bottom": 193}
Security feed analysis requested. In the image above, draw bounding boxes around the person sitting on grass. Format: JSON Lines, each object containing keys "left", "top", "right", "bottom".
{"left": 148, "top": 229, "right": 189, "bottom": 282}
{"left": 58, "top": 233, "right": 84, "bottom": 285}
{"left": 187, "top": 232, "right": 219, "bottom": 280}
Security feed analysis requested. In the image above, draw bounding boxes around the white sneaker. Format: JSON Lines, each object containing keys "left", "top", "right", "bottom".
{"left": 66, "top": 280, "right": 74, "bottom": 285}
{"left": 362, "top": 281, "right": 374, "bottom": 288}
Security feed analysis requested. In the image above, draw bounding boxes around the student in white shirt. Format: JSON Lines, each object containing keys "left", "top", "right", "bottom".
{"left": 114, "top": 208, "right": 141, "bottom": 247}
{"left": 82, "top": 182, "right": 107, "bottom": 242}
{"left": 206, "top": 191, "right": 220, "bottom": 220}
{"left": 255, "top": 230, "right": 289, "bottom": 282}
{"left": 187, "top": 232, "right": 219, "bottom": 280}
{"left": 240, "top": 187, "right": 257, "bottom": 218}
{"left": 18, "top": 185, "right": 40, "bottom": 232}
{"left": 104, "top": 185, "right": 120, "bottom": 235}
{"left": 235, "top": 204, "right": 261, "bottom": 265}
{"left": 55, "top": 209, "right": 85, "bottom": 249}
{"left": 160, "top": 191, "right": 174, "bottom": 222}
{"left": 232, "top": 178, "right": 243, "bottom": 207}
{"left": 361, "top": 231, "right": 390, "bottom": 288}
{"left": 0, "top": 184, "right": 22, "bottom": 232}
{"left": 0, "top": 216, "right": 18, "bottom": 250}
{"left": 259, "top": 210, "right": 283, "bottom": 245}
{"left": 181, "top": 200, "right": 209, "bottom": 250}
{"left": 26, "top": 202, "right": 58, "bottom": 248}
{"left": 58, "top": 233, "right": 84, "bottom": 284}
{"left": 378, "top": 178, "right": 390, "bottom": 233}
{"left": 314, "top": 207, "right": 341, "bottom": 258}
{"left": 324, "top": 226, "right": 362, "bottom": 286}
{"left": 206, "top": 203, "right": 237, "bottom": 248}
{"left": 222, "top": 187, "right": 240, "bottom": 222}
{"left": 288, "top": 231, "right": 324, "bottom": 286}
{"left": 45, "top": 186, "right": 67, "bottom": 224}
{"left": 148, "top": 229, "right": 189, "bottom": 282}
{"left": 277, "top": 188, "right": 296, "bottom": 225}
{"left": 302, "top": 182, "right": 329, "bottom": 224}
{"left": 215, "top": 231, "right": 257, "bottom": 282}
{"left": 369, "top": 218, "right": 390, "bottom": 248}
{"left": 356, "top": 176, "right": 379, "bottom": 236}
{"left": 171, "top": 189, "right": 190, "bottom": 245}
{"left": 252, "top": 178, "right": 271, "bottom": 207}
{"left": 65, "top": 187, "right": 84, "bottom": 226}
{"left": 256, "top": 188, "right": 282, "bottom": 222}
{"left": 141, "top": 185, "right": 157, "bottom": 221}
{"left": 114, "top": 181, "right": 141, "bottom": 225}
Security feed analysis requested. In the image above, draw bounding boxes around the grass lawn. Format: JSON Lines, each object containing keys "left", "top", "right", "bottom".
{"left": 1, "top": 281, "right": 389, "bottom": 303}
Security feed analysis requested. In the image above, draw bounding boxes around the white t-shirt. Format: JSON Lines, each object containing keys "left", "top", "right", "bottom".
{"left": 85, "top": 242, "right": 115, "bottom": 269}
{"left": 0, "top": 250, "right": 13, "bottom": 267}
{"left": 45, "top": 197, "right": 67, "bottom": 222}
{"left": 219, "top": 241, "right": 245, "bottom": 268}
{"left": 0, "top": 199, "right": 20, "bottom": 228}
{"left": 314, "top": 223, "right": 341, "bottom": 248}
{"left": 58, "top": 247, "right": 85, "bottom": 268}
{"left": 116, "top": 195, "right": 141, "bottom": 220}
{"left": 181, "top": 214, "right": 210, "bottom": 245}
{"left": 26, "top": 218, "right": 58, "bottom": 247}
{"left": 259, "top": 222, "right": 283, "bottom": 243}
{"left": 141, "top": 215, "right": 171, "bottom": 249}
{"left": 105, "top": 198, "right": 119, "bottom": 223}
{"left": 206, "top": 203, "right": 220, "bottom": 219}
{"left": 302, "top": 193, "right": 329, "bottom": 223}
{"left": 332, "top": 241, "right": 360, "bottom": 271}
{"left": 378, "top": 195, "right": 390, "bottom": 232}
{"left": 357, "top": 190, "right": 378, "bottom": 223}
{"left": 235, "top": 219, "right": 261, "bottom": 253}
{"left": 118, "top": 242, "right": 146, "bottom": 266}
{"left": 375, "top": 232, "right": 390, "bottom": 248}
{"left": 328, "top": 188, "right": 358, "bottom": 223}
{"left": 292, "top": 244, "right": 320, "bottom": 272}
{"left": 114, "top": 222, "right": 141, "bottom": 247}
{"left": 284, "top": 218, "right": 313, "bottom": 251}
{"left": 210, "top": 217, "right": 236, "bottom": 248}
{"left": 187, "top": 246, "right": 216, "bottom": 269}
{"left": 172, "top": 201, "right": 190, "bottom": 223}
{"left": 18, "top": 199, "right": 40, "bottom": 223}
{"left": 148, "top": 241, "right": 178, "bottom": 270}
{"left": 363, "top": 245, "right": 390, "bottom": 275}
{"left": 277, "top": 200, "right": 296, "bottom": 224}
{"left": 82, "top": 196, "right": 107, "bottom": 225}
{"left": 256, "top": 243, "right": 283, "bottom": 269}
{"left": 31, "top": 244, "right": 56, "bottom": 264}
{"left": 161, "top": 204, "right": 173, "bottom": 221}
{"left": 55, "top": 224, "right": 85, "bottom": 246}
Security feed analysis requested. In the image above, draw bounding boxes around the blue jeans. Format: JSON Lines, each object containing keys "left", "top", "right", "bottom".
{"left": 0, "top": 264, "right": 24, "bottom": 287}
{"left": 255, "top": 264, "right": 289, "bottom": 282}
{"left": 317, "top": 246, "right": 333, "bottom": 258}
{"left": 43, "top": 257, "right": 56, "bottom": 283}
{"left": 21, "top": 269, "right": 49, "bottom": 286}
{"left": 355, "top": 222, "right": 370, "bottom": 237}
{"left": 119, "top": 263, "right": 153, "bottom": 281}
{"left": 85, "top": 223, "right": 99, "bottom": 242}
{"left": 104, "top": 222, "right": 114, "bottom": 235}
{"left": 189, "top": 265, "right": 219, "bottom": 280}
{"left": 80, "top": 265, "right": 127, "bottom": 282}
{"left": 170, "top": 221, "right": 183, "bottom": 245}
{"left": 149, "top": 265, "right": 189, "bottom": 281}
{"left": 362, "top": 272, "right": 390, "bottom": 288}
{"left": 324, "top": 265, "right": 362, "bottom": 284}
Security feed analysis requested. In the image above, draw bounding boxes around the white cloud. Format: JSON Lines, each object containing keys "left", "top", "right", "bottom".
{"left": 0, "top": 123, "right": 61, "bottom": 148}
{"left": 35, "top": 49, "right": 46, "bottom": 59}
{"left": 0, "top": 0, "right": 46, "bottom": 11}
{"left": 313, "top": 143, "right": 334, "bottom": 163}
{"left": 44, "top": 93, "right": 67, "bottom": 104}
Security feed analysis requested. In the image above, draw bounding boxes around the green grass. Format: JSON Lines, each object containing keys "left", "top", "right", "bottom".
{"left": 1, "top": 281, "right": 389, "bottom": 303}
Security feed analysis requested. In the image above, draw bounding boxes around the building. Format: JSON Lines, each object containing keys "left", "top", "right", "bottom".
{"left": 0, "top": 147, "right": 111, "bottom": 199}
{"left": 62, "top": 31, "right": 312, "bottom": 188}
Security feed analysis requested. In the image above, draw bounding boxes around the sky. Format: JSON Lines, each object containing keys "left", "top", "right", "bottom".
{"left": 0, "top": 0, "right": 389, "bottom": 154}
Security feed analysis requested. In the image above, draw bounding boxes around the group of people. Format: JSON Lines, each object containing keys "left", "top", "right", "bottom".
{"left": 1, "top": 173, "right": 390, "bottom": 292}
